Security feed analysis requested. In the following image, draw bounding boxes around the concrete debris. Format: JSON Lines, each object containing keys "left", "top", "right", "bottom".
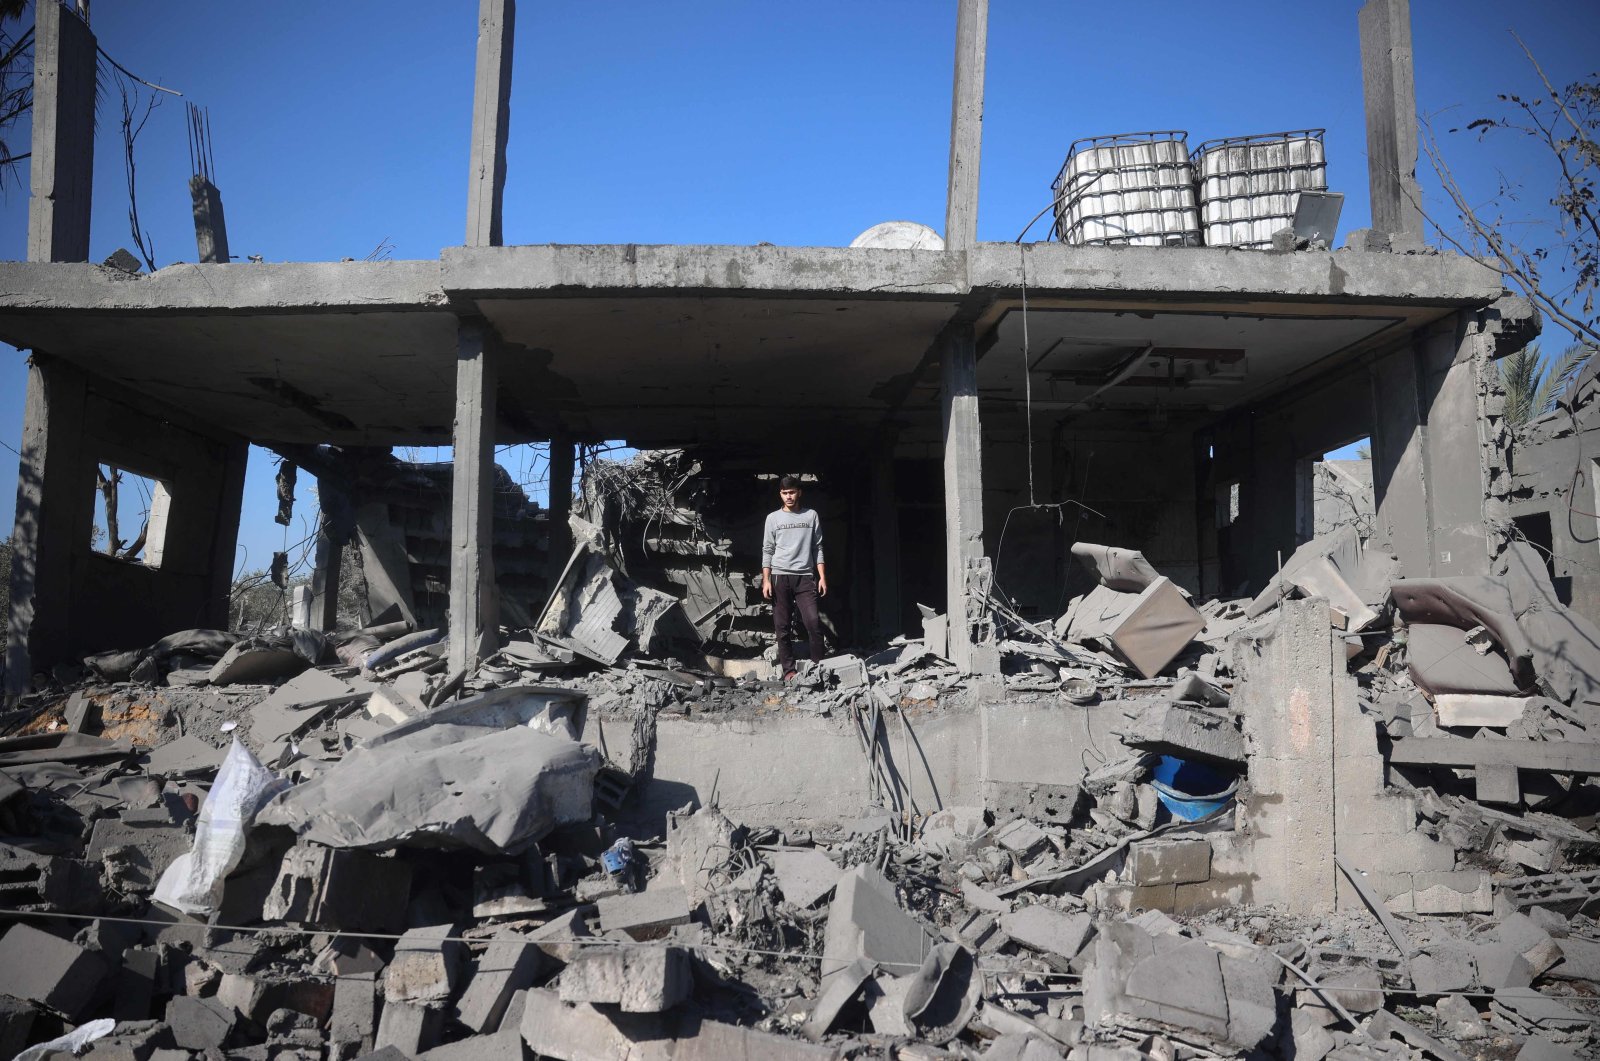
{"left": 6, "top": 516, "right": 1600, "bottom": 1061}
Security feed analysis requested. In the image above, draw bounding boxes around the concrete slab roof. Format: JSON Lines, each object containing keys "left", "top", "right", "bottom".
{"left": 0, "top": 244, "right": 1504, "bottom": 450}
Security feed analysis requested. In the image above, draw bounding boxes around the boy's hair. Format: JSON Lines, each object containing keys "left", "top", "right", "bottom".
{"left": 778, "top": 475, "right": 802, "bottom": 490}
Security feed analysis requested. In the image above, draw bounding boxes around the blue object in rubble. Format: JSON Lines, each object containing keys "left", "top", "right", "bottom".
{"left": 1149, "top": 755, "right": 1239, "bottom": 822}
{"left": 601, "top": 838, "right": 635, "bottom": 875}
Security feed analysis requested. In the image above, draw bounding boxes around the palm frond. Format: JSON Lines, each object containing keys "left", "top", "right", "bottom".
{"left": 1534, "top": 342, "right": 1595, "bottom": 414}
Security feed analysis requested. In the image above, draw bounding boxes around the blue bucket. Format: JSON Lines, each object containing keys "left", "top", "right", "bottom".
{"left": 1149, "top": 755, "right": 1238, "bottom": 822}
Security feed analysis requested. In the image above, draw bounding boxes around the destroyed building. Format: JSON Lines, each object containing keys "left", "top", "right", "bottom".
{"left": 0, "top": 0, "right": 1597, "bottom": 1060}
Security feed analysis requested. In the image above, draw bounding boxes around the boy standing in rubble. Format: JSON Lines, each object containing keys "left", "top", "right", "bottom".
{"left": 762, "top": 475, "right": 828, "bottom": 679}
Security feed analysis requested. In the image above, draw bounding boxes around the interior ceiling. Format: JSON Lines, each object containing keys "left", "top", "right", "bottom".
{"left": 972, "top": 306, "right": 1406, "bottom": 421}
{"left": 480, "top": 295, "right": 954, "bottom": 450}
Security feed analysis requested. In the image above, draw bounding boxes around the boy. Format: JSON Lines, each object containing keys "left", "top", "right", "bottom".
{"left": 761, "top": 476, "right": 827, "bottom": 679}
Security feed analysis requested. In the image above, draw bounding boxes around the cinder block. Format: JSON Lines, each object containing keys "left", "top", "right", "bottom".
{"left": 559, "top": 946, "right": 691, "bottom": 1013}
{"left": 520, "top": 989, "right": 672, "bottom": 1061}
{"left": 0, "top": 923, "right": 108, "bottom": 1019}
{"left": 1128, "top": 839, "right": 1213, "bottom": 887}
{"left": 263, "top": 844, "right": 412, "bottom": 931}
{"left": 454, "top": 939, "right": 543, "bottom": 1033}
{"left": 330, "top": 971, "right": 377, "bottom": 1052}
{"left": 375, "top": 1000, "right": 443, "bottom": 1056}
{"left": 166, "top": 994, "right": 236, "bottom": 1051}
{"left": 595, "top": 886, "right": 691, "bottom": 941}
{"left": 385, "top": 923, "right": 463, "bottom": 1004}
{"left": 999, "top": 906, "right": 1093, "bottom": 962}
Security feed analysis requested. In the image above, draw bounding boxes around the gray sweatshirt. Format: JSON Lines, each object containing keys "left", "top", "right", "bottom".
{"left": 763, "top": 508, "right": 825, "bottom": 575}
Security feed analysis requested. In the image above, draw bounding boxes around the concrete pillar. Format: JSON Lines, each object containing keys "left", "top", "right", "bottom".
{"left": 206, "top": 440, "right": 249, "bottom": 629}
{"left": 1370, "top": 311, "right": 1492, "bottom": 578}
{"left": 1235, "top": 597, "right": 1339, "bottom": 914}
{"left": 942, "top": 327, "right": 985, "bottom": 674}
{"left": 871, "top": 446, "right": 903, "bottom": 640}
{"left": 944, "top": 0, "right": 987, "bottom": 253}
{"left": 28, "top": 1, "right": 96, "bottom": 263}
{"left": 1358, "top": 0, "right": 1425, "bottom": 244}
{"left": 545, "top": 435, "right": 574, "bottom": 594}
{"left": 309, "top": 510, "right": 342, "bottom": 633}
{"left": 448, "top": 320, "right": 500, "bottom": 674}
{"left": 466, "top": 0, "right": 515, "bottom": 247}
{"left": 6, "top": 356, "right": 91, "bottom": 697}
{"left": 189, "top": 177, "right": 230, "bottom": 264}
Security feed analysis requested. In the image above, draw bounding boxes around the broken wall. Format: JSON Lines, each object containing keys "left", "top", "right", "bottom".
{"left": 8, "top": 356, "right": 247, "bottom": 682}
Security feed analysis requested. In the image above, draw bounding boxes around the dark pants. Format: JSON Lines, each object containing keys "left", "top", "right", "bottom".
{"left": 772, "top": 573, "right": 824, "bottom": 673}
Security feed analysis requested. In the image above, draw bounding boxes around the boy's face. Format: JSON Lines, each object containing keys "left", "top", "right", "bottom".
{"left": 780, "top": 487, "right": 802, "bottom": 510}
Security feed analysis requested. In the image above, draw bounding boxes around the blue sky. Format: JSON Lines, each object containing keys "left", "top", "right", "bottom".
{"left": 1, "top": 0, "right": 1596, "bottom": 573}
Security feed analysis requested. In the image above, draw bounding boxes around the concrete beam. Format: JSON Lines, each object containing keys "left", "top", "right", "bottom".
{"left": 28, "top": 2, "right": 96, "bottom": 263}
{"left": 969, "top": 245, "right": 1501, "bottom": 305}
{"left": 466, "top": 0, "right": 515, "bottom": 247}
{"left": 1359, "top": 0, "right": 1425, "bottom": 244}
{"left": 5, "top": 355, "right": 90, "bottom": 698}
{"left": 441, "top": 244, "right": 966, "bottom": 299}
{"left": 944, "top": 0, "right": 988, "bottom": 253}
{"left": 0, "top": 260, "right": 448, "bottom": 313}
{"left": 448, "top": 320, "right": 501, "bottom": 674}
{"left": 941, "top": 326, "right": 986, "bottom": 674}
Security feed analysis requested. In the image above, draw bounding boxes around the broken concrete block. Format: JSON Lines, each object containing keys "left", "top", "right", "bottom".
{"left": 1517, "top": 1035, "right": 1583, "bottom": 1061}
{"left": 766, "top": 848, "right": 842, "bottom": 908}
{"left": 1411, "top": 944, "right": 1476, "bottom": 996}
{"left": 374, "top": 999, "right": 443, "bottom": 1056}
{"left": 560, "top": 945, "right": 691, "bottom": 1013}
{"left": 1435, "top": 994, "right": 1486, "bottom": 1040}
{"left": 145, "top": 735, "right": 227, "bottom": 776}
{"left": 166, "top": 993, "right": 236, "bottom": 1051}
{"left": 519, "top": 989, "right": 674, "bottom": 1061}
{"left": 208, "top": 639, "right": 307, "bottom": 685}
{"left": 675, "top": 1017, "right": 846, "bottom": 1060}
{"left": 0, "top": 922, "right": 108, "bottom": 1019}
{"left": 1127, "top": 839, "right": 1212, "bottom": 886}
{"left": 262, "top": 844, "right": 412, "bottom": 931}
{"left": 454, "top": 938, "right": 543, "bottom": 1033}
{"left": 916, "top": 806, "right": 987, "bottom": 858}
{"left": 418, "top": 1027, "right": 526, "bottom": 1061}
{"left": 1497, "top": 912, "right": 1563, "bottom": 978}
{"left": 595, "top": 885, "right": 692, "bottom": 941}
{"left": 529, "top": 907, "right": 593, "bottom": 962}
{"left": 1434, "top": 693, "right": 1531, "bottom": 728}
{"left": 666, "top": 802, "right": 735, "bottom": 908}
{"left": 385, "top": 923, "right": 463, "bottom": 1004}
{"left": 1290, "top": 1008, "right": 1336, "bottom": 1061}
{"left": 1070, "top": 543, "right": 1162, "bottom": 592}
{"left": 87, "top": 811, "right": 192, "bottom": 891}
{"left": 1316, "top": 967, "right": 1384, "bottom": 1014}
{"left": 993, "top": 817, "right": 1050, "bottom": 860}
{"left": 999, "top": 905, "right": 1094, "bottom": 963}
{"left": 330, "top": 971, "right": 377, "bottom": 1053}
{"left": 820, "top": 864, "right": 938, "bottom": 989}
{"left": 1109, "top": 577, "right": 1206, "bottom": 678}
{"left": 819, "top": 654, "right": 867, "bottom": 689}
{"left": 1121, "top": 702, "right": 1245, "bottom": 765}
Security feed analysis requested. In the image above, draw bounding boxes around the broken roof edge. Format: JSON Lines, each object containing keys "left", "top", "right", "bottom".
{"left": 0, "top": 259, "right": 450, "bottom": 315}
{"left": 971, "top": 243, "right": 1507, "bottom": 306}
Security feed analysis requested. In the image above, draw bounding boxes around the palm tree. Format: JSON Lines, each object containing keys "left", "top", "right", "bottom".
{"left": 1500, "top": 342, "right": 1594, "bottom": 430}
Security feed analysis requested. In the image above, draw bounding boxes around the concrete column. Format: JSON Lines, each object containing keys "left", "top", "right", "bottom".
{"left": 1370, "top": 312, "right": 1492, "bottom": 578}
{"left": 309, "top": 510, "right": 343, "bottom": 632}
{"left": 1235, "top": 597, "right": 1339, "bottom": 914}
{"left": 448, "top": 320, "right": 500, "bottom": 674}
{"left": 871, "top": 446, "right": 903, "bottom": 640}
{"left": 943, "top": 0, "right": 988, "bottom": 253}
{"left": 190, "top": 177, "right": 231, "bottom": 264}
{"left": 1370, "top": 339, "right": 1431, "bottom": 574}
{"left": 466, "top": 0, "right": 515, "bottom": 247}
{"left": 205, "top": 439, "right": 249, "bottom": 629}
{"left": 28, "top": 1, "right": 96, "bottom": 263}
{"left": 1358, "top": 0, "right": 1424, "bottom": 244}
{"left": 6, "top": 356, "right": 91, "bottom": 697}
{"left": 942, "top": 327, "right": 985, "bottom": 674}
{"left": 545, "top": 435, "right": 574, "bottom": 594}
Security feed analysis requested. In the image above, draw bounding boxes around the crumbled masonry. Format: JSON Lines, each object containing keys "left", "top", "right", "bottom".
{"left": 0, "top": 515, "right": 1596, "bottom": 1060}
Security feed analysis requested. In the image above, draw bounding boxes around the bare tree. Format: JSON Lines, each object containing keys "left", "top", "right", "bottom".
{"left": 1420, "top": 38, "right": 1598, "bottom": 349}
{"left": 117, "top": 76, "right": 161, "bottom": 272}
{"left": 0, "top": 0, "right": 30, "bottom": 192}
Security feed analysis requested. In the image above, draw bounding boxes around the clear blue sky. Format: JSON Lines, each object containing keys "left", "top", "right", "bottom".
{"left": 1, "top": 0, "right": 1596, "bottom": 572}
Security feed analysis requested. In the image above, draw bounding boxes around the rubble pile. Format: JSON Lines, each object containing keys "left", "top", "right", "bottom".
{"left": 0, "top": 524, "right": 1598, "bottom": 1060}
